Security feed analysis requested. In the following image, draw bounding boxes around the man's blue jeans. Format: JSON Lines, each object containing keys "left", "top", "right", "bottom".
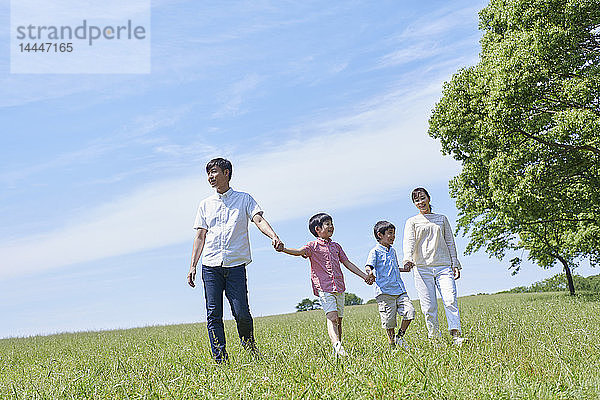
{"left": 202, "top": 264, "right": 254, "bottom": 362}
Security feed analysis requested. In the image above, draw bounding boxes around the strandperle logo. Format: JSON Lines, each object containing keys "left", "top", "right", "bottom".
{"left": 11, "top": 0, "right": 150, "bottom": 74}
{"left": 15, "top": 20, "right": 147, "bottom": 46}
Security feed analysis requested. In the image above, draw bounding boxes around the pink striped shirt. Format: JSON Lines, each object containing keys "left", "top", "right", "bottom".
{"left": 301, "top": 238, "right": 349, "bottom": 296}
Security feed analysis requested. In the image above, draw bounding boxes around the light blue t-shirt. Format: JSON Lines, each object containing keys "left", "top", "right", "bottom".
{"left": 366, "top": 243, "right": 407, "bottom": 297}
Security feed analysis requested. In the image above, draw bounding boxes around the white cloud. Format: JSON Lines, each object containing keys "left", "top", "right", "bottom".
{"left": 124, "top": 106, "right": 192, "bottom": 138}
{"left": 375, "top": 4, "right": 483, "bottom": 69}
{"left": 236, "top": 86, "right": 457, "bottom": 219}
{"left": 0, "top": 78, "right": 458, "bottom": 280}
{"left": 379, "top": 43, "right": 443, "bottom": 68}
{"left": 212, "top": 74, "right": 262, "bottom": 118}
{"left": 0, "top": 106, "right": 195, "bottom": 186}
{"left": 395, "top": 6, "right": 481, "bottom": 41}
{"left": 0, "top": 177, "right": 206, "bottom": 279}
{"left": 378, "top": 37, "right": 478, "bottom": 69}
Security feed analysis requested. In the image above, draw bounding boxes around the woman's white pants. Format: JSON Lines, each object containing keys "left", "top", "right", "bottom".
{"left": 413, "top": 265, "right": 461, "bottom": 338}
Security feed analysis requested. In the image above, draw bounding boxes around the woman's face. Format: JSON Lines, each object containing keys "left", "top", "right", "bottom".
{"left": 413, "top": 191, "right": 431, "bottom": 214}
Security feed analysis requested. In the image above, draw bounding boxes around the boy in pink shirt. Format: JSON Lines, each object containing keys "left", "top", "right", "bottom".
{"left": 279, "top": 212, "right": 374, "bottom": 356}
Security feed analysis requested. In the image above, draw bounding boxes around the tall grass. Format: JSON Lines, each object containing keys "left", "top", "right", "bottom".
{"left": 1, "top": 292, "right": 599, "bottom": 399}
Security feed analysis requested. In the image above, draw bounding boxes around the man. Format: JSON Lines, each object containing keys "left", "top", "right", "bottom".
{"left": 188, "top": 157, "right": 283, "bottom": 363}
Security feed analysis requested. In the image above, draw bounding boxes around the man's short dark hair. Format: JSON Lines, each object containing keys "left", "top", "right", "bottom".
{"left": 309, "top": 212, "right": 333, "bottom": 237}
{"left": 206, "top": 158, "right": 233, "bottom": 181}
{"left": 374, "top": 220, "right": 395, "bottom": 241}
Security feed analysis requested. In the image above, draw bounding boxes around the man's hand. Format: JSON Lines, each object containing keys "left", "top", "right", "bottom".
{"left": 453, "top": 266, "right": 461, "bottom": 280}
{"left": 272, "top": 237, "right": 284, "bottom": 252}
{"left": 187, "top": 267, "right": 197, "bottom": 288}
{"left": 404, "top": 261, "right": 414, "bottom": 271}
{"left": 188, "top": 228, "right": 206, "bottom": 288}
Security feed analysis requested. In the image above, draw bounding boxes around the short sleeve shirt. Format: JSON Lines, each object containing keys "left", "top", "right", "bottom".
{"left": 301, "top": 238, "right": 349, "bottom": 296}
{"left": 193, "top": 188, "right": 263, "bottom": 267}
{"left": 366, "top": 244, "right": 406, "bottom": 297}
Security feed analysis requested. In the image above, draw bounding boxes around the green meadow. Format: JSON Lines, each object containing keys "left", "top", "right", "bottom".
{"left": 1, "top": 292, "right": 599, "bottom": 399}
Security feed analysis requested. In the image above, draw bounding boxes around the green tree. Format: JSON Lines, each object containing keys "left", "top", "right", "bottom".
{"left": 429, "top": 0, "right": 600, "bottom": 295}
{"left": 295, "top": 298, "right": 321, "bottom": 312}
{"left": 504, "top": 273, "right": 600, "bottom": 293}
{"left": 344, "top": 293, "right": 363, "bottom": 306}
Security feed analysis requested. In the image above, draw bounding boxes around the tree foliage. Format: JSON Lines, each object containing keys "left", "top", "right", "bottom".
{"left": 503, "top": 273, "right": 600, "bottom": 293}
{"left": 344, "top": 293, "right": 363, "bottom": 306}
{"left": 295, "top": 298, "right": 321, "bottom": 312}
{"left": 295, "top": 292, "right": 363, "bottom": 311}
{"left": 429, "top": 0, "right": 600, "bottom": 294}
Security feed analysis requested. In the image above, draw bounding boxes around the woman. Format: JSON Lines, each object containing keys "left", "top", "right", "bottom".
{"left": 402, "top": 187, "right": 465, "bottom": 345}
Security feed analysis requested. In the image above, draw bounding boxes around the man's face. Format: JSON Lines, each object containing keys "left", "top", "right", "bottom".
{"left": 207, "top": 166, "right": 229, "bottom": 191}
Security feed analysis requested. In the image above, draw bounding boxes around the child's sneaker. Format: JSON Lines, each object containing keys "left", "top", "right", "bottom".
{"left": 394, "top": 335, "right": 409, "bottom": 350}
{"left": 333, "top": 341, "right": 347, "bottom": 357}
{"left": 452, "top": 336, "right": 466, "bottom": 347}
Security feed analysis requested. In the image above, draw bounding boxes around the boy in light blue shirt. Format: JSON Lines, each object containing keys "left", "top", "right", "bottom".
{"left": 365, "top": 220, "right": 416, "bottom": 349}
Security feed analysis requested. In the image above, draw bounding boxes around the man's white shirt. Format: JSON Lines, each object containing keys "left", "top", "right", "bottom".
{"left": 193, "top": 188, "right": 263, "bottom": 267}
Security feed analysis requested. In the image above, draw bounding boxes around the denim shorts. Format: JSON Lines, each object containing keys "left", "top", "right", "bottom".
{"left": 318, "top": 291, "right": 345, "bottom": 317}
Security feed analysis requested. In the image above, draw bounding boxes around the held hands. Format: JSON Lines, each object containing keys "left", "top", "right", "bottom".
{"left": 272, "top": 237, "right": 284, "bottom": 252}
{"left": 403, "top": 261, "right": 415, "bottom": 272}
{"left": 453, "top": 266, "right": 461, "bottom": 280}
{"left": 364, "top": 268, "right": 375, "bottom": 285}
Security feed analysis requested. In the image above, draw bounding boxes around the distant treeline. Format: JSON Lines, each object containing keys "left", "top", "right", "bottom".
{"left": 502, "top": 274, "right": 600, "bottom": 294}
{"left": 296, "top": 293, "right": 363, "bottom": 312}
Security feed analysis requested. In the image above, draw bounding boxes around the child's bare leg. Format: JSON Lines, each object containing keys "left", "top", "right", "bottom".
{"left": 399, "top": 318, "right": 412, "bottom": 335}
{"left": 325, "top": 311, "right": 341, "bottom": 345}
{"left": 385, "top": 328, "right": 396, "bottom": 344}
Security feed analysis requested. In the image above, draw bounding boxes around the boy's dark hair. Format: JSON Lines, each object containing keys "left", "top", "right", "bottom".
{"left": 411, "top": 187, "right": 432, "bottom": 211}
{"left": 206, "top": 158, "right": 233, "bottom": 181}
{"left": 374, "top": 220, "right": 395, "bottom": 241}
{"left": 309, "top": 213, "right": 333, "bottom": 237}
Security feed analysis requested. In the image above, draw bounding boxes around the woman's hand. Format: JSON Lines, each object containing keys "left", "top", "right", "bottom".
{"left": 453, "top": 266, "right": 461, "bottom": 280}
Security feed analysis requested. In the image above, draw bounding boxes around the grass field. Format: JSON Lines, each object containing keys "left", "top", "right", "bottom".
{"left": 1, "top": 292, "right": 599, "bottom": 399}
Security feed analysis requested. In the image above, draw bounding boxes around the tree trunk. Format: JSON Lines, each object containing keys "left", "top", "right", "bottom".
{"left": 557, "top": 255, "right": 575, "bottom": 295}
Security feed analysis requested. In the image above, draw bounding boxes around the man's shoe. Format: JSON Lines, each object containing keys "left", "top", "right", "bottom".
{"left": 242, "top": 339, "right": 261, "bottom": 358}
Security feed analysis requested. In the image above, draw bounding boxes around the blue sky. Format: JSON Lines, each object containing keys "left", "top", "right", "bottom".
{"left": 1, "top": 0, "right": 596, "bottom": 338}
